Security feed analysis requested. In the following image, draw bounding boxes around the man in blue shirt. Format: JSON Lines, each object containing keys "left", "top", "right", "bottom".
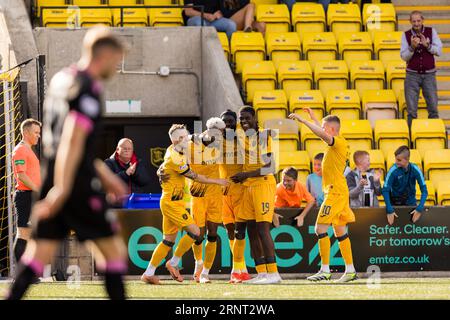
{"left": 382, "top": 146, "right": 428, "bottom": 225}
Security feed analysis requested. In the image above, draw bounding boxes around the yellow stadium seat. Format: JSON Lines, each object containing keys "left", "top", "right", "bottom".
{"left": 42, "top": 8, "right": 77, "bottom": 28}
{"left": 411, "top": 119, "right": 447, "bottom": 158}
{"left": 264, "top": 118, "right": 299, "bottom": 152}
{"left": 326, "top": 90, "right": 361, "bottom": 120}
{"left": 363, "top": 3, "right": 396, "bottom": 37}
{"left": 416, "top": 181, "right": 436, "bottom": 206}
{"left": 266, "top": 33, "right": 301, "bottom": 69}
{"left": 300, "top": 123, "right": 327, "bottom": 160}
{"left": 437, "top": 180, "right": 450, "bottom": 206}
{"left": 144, "top": 0, "right": 175, "bottom": 5}
{"left": 386, "top": 60, "right": 406, "bottom": 99}
{"left": 256, "top": 4, "right": 291, "bottom": 34}
{"left": 289, "top": 90, "right": 324, "bottom": 123}
{"left": 231, "top": 32, "right": 266, "bottom": 74}
{"left": 253, "top": 90, "right": 288, "bottom": 127}
{"left": 362, "top": 90, "right": 397, "bottom": 128}
{"left": 73, "top": 0, "right": 104, "bottom": 5}
{"left": 350, "top": 60, "right": 385, "bottom": 98}
{"left": 386, "top": 149, "right": 423, "bottom": 173}
{"left": 112, "top": 4, "right": 148, "bottom": 27}
{"left": 314, "top": 60, "right": 349, "bottom": 98}
{"left": 374, "top": 119, "right": 410, "bottom": 160}
{"left": 291, "top": 2, "right": 326, "bottom": 42}
{"left": 251, "top": 0, "right": 278, "bottom": 7}
{"left": 302, "top": 32, "right": 337, "bottom": 70}
{"left": 78, "top": 8, "right": 112, "bottom": 27}
{"left": 423, "top": 149, "right": 450, "bottom": 188}
{"left": 340, "top": 119, "right": 373, "bottom": 153}
{"left": 242, "top": 61, "right": 277, "bottom": 103}
{"left": 327, "top": 3, "right": 362, "bottom": 38}
{"left": 349, "top": 149, "right": 386, "bottom": 175}
{"left": 277, "top": 61, "right": 313, "bottom": 98}
{"left": 276, "top": 151, "right": 311, "bottom": 184}
{"left": 218, "top": 32, "right": 230, "bottom": 61}
{"left": 373, "top": 31, "right": 403, "bottom": 67}
{"left": 148, "top": 8, "right": 183, "bottom": 27}
{"left": 398, "top": 89, "right": 428, "bottom": 119}
{"left": 37, "top": 0, "right": 67, "bottom": 18}
{"left": 338, "top": 32, "right": 373, "bottom": 68}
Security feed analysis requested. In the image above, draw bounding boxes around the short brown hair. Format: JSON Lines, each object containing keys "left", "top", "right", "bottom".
{"left": 322, "top": 115, "right": 340, "bottom": 125}
{"left": 353, "top": 150, "right": 369, "bottom": 164}
{"left": 282, "top": 167, "right": 298, "bottom": 180}
{"left": 410, "top": 10, "right": 424, "bottom": 20}
{"left": 395, "top": 145, "right": 410, "bottom": 159}
{"left": 168, "top": 124, "right": 187, "bottom": 136}
{"left": 314, "top": 153, "right": 324, "bottom": 161}
{"left": 20, "top": 118, "right": 41, "bottom": 135}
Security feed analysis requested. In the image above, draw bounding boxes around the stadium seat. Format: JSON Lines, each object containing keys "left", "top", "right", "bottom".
{"left": 144, "top": 0, "right": 175, "bottom": 5}
{"left": 251, "top": 0, "right": 278, "bottom": 7}
{"left": 338, "top": 32, "right": 373, "bottom": 68}
{"left": 289, "top": 90, "right": 324, "bottom": 123}
{"left": 363, "top": 3, "right": 396, "bottom": 37}
{"left": 218, "top": 33, "right": 230, "bottom": 61}
{"left": 291, "top": 2, "right": 326, "bottom": 42}
{"left": 276, "top": 151, "right": 311, "bottom": 184}
{"left": 256, "top": 4, "right": 291, "bottom": 34}
{"left": 327, "top": 3, "right": 362, "bottom": 38}
{"left": 314, "top": 60, "right": 349, "bottom": 98}
{"left": 73, "top": 0, "right": 104, "bottom": 5}
{"left": 264, "top": 118, "right": 299, "bottom": 152}
{"left": 300, "top": 123, "right": 327, "bottom": 160}
{"left": 231, "top": 32, "right": 266, "bottom": 74}
{"left": 437, "top": 180, "right": 450, "bottom": 206}
{"left": 386, "top": 60, "right": 406, "bottom": 99}
{"left": 326, "top": 90, "right": 361, "bottom": 120}
{"left": 350, "top": 60, "right": 385, "bottom": 98}
{"left": 411, "top": 119, "right": 447, "bottom": 158}
{"left": 253, "top": 90, "right": 288, "bottom": 127}
{"left": 242, "top": 61, "right": 277, "bottom": 103}
{"left": 373, "top": 31, "right": 403, "bottom": 67}
{"left": 78, "top": 8, "right": 113, "bottom": 27}
{"left": 302, "top": 32, "right": 337, "bottom": 70}
{"left": 111, "top": 0, "right": 148, "bottom": 27}
{"left": 277, "top": 61, "right": 313, "bottom": 98}
{"left": 416, "top": 181, "right": 436, "bottom": 206}
{"left": 266, "top": 33, "right": 301, "bottom": 69}
{"left": 349, "top": 149, "right": 385, "bottom": 175}
{"left": 37, "top": 0, "right": 67, "bottom": 18}
{"left": 423, "top": 149, "right": 450, "bottom": 188}
{"left": 148, "top": 8, "right": 183, "bottom": 27}
{"left": 374, "top": 119, "right": 410, "bottom": 160}
{"left": 386, "top": 149, "right": 423, "bottom": 173}
{"left": 362, "top": 90, "right": 397, "bottom": 128}
{"left": 398, "top": 89, "right": 428, "bottom": 119}
{"left": 42, "top": 8, "right": 77, "bottom": 28}
{"left": 340, "top": 119, "right": 373, "bottom": 152}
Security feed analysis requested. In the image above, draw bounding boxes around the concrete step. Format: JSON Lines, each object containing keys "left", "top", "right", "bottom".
{"left": 398, "top": 19, "right": 450, "bottom": 34}
{"left": 439, "top": 90, "right": 450, "bottom": 100}
{"left": 393, "top": 0, "right": 450, "bottom": 6}
{"left": 438, "top": 75, "right": 450, "bottom": 90}
{"left": 395, "top": 6, "right": 450, "bottom": 17}
{"left": 437, "top": 61, "right": 450, "bottom": 71}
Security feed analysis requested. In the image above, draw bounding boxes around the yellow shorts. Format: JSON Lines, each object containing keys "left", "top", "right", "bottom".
{"left": 237, "top": 182, "right": 276, "bottom": 223}
{"left": 191, "top": 194, "right": 223, "bottom": 227}
{"left": 160, "top": 198, "right": 195, "bottom": 235}
{"left": 316, "top": 193, "right": 355, "bottom": 226}
{"left": 222, "top": 184, "right": 244, "bottom": 225}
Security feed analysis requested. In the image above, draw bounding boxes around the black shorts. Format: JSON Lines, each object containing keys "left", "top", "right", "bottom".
{"left": 14, "top": 190, "right": 33, "bottom": 228}
{"left": 33, "top": 191, "right": 118, "bottom": 242}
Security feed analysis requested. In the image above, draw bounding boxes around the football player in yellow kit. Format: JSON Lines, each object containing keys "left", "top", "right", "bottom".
{"left": 289, "top": 110, "right": 357, "bottom": 283}
{"left": 141, "top": 124, "right": 228, "bottom": 285}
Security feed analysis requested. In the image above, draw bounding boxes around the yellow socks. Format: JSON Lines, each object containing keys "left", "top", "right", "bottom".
{"left": 174, "top": 234, "right": 196, "bottom": 258}
{"left": 192, "top": 243, "right": 203, "bottom": 262}
{"left": 149, "top": 241, "right": 172, "bottom": 269}
{"left": 255, "top": 263, "right": 267, "bottom": 274}
{"left": 338, "top": 236, "right": 354, "bottom": 266}
{"left": 203, "top": 240, "right": 217, "bottom": 270}
{"left": 232, "top": 238, "right": 246, "bottom": 268}
{"left": 318, "top": 234, "right": 331, "bottom": 267}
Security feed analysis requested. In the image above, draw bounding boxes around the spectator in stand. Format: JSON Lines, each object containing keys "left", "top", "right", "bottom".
{"left": 306, "top": 153, "right": 324, "bottom": 207}
{"left": 382, "top": 146, "right": 428, "bottom": 226}
{"left": 274, "top": 167, "right": 315, "bottom": 227}
{"left": 346, "top": 151, "right": 382, "bottom": 208}
{"left": 400, "top": 10, "right": 442, "bottom": 128}
{"left": 105, "top": 138, "right": 150, "bottom": 195}
{"left": 184, "top": 0, "right": 237, "bottom": 40}
{"left": 219, "top": 0, "right": 265, "bottom": 34}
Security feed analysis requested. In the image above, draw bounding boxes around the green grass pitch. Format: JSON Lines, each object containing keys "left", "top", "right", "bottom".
{"left": 1, "top": 278, "right": 449, "bottom": 299}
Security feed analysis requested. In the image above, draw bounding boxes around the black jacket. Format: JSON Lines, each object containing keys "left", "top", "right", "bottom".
{"left": 104, "top": 153, "right": 150, "bottom": 194}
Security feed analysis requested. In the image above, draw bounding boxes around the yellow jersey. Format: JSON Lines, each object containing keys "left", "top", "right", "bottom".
{"left": 219, "top": 135, "right": 243, "bottom": 195}
{"left": 160, "top": 144, "right": 190, "bottom": 201}
{"left": 239, "top": 129, "right": 276, "bottom": 186}
{"left": 322, "top": 135, "right": 350, "bottom": 195}
{"left": 188, "top": 140, "right": 222, "bottom": 197}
